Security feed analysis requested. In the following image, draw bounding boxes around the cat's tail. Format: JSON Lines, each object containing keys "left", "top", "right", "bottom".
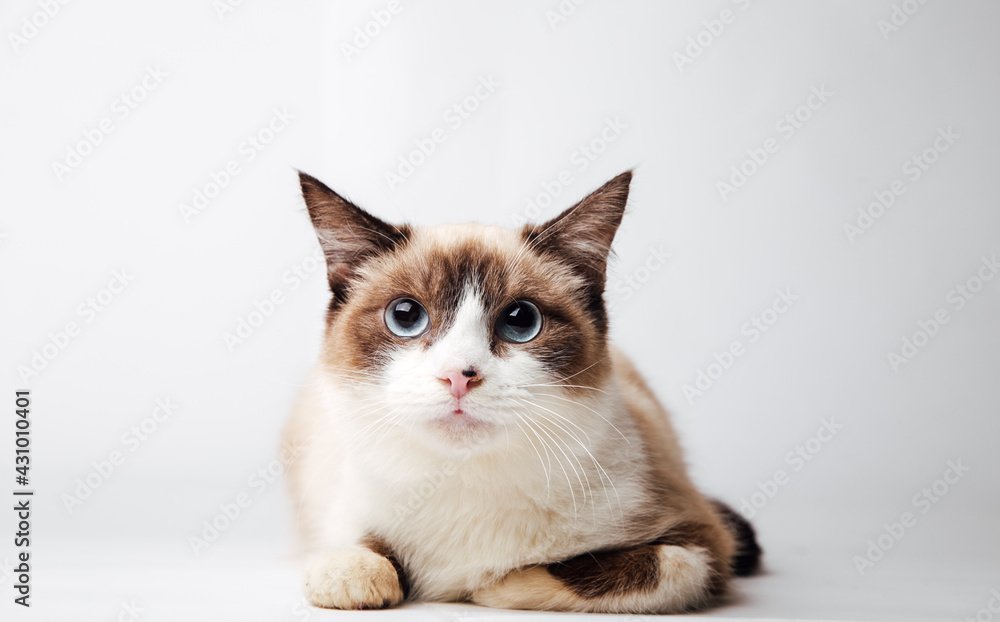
{"left": 710, "top": 500, "right": 762, "bottom": 577}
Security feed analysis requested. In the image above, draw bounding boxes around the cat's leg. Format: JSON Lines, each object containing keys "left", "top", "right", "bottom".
{"left": 303, "top": 535, "right": 408, "bottom": 610}
{"left": 471, "top": 530, "right": 729, "bottom": 614}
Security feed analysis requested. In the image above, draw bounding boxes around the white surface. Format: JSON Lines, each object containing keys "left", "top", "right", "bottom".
{"left": 1, "top": 1, "right": 998, "bottom": 620}
{"left": 3, "top": 506, "right": 997, "bottom": 621}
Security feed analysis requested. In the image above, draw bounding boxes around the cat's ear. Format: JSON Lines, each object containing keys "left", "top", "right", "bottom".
{"left": 298, "top": 172, "right": 410, "bottom": 305}
{"left": 524, "top": 170, "right": 631, "bottom": 284}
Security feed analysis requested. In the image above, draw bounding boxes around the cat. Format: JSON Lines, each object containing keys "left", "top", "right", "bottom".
{"left": 282, "top": 170, "right": 761, "bottom": 614}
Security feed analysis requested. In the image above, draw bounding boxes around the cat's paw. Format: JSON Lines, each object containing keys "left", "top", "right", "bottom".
{"left": 304, "top": 547, "right": 404, "bottom": 610}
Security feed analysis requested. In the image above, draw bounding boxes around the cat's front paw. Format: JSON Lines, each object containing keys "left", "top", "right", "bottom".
{"left": 304, "top": 547, "right": 404, "bottom": 610}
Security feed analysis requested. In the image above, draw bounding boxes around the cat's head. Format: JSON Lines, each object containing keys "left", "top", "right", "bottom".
{"left": 300, "top": 171, "right": 631, "bottom": 455}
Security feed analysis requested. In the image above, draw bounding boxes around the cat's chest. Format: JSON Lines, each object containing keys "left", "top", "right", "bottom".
{"left": 366, "top": 465, "right": 615, "bottom": 599}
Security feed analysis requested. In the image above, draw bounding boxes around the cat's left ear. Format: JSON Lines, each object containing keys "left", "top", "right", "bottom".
{"left": 524, "top": 170, "right": 631, "bottom": 284}
{"left": 298, "top": 172, "right": 410, "bottom": 306}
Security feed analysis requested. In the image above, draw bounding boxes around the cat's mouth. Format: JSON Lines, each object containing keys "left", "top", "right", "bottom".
{"left": 430, "top": 405, "right": 491, "bottom": 434}
{"left": 441, "top": 408, "right": 478, "bottom": 425}
{"left": 446, "top": 397, "right": 475, "bottom": 419}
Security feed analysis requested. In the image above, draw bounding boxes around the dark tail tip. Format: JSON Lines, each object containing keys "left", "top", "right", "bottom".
{"left": 711, "top": 500, "right": 762, "bottom": 577}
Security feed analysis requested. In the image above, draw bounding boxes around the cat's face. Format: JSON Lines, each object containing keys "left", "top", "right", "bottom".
{"left": 300, "top": 171, "right": 631, "bottom": 455}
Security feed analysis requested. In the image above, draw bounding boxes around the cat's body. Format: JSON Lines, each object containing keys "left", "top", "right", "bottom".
{"left": 283, "top": 171, "right": 760, "bottom": 613}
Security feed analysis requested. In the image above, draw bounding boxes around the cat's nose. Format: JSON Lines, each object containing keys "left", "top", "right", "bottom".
{"left": 439, "top": 368, "right": 480, "bottom": 399}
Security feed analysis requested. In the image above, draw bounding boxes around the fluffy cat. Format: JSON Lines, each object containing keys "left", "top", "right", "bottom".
{"left": 282, "top": 170, "right": 761, "bottom": 614}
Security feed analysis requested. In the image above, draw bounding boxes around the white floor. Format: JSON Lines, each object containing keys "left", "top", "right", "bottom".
{"left": 5, "top": 523, "right": 997, "bottom": 622}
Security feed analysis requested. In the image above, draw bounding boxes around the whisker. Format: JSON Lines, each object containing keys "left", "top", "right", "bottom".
{"left": 517, "top": 412, "right": 576, "bottom": 518}
{"left": 363, "top": 407, "right": 412, "bottom": 460}
{"left": 522, "top": 383, "right": 609, "bottom": 395}
{"left": 522, "top": 406, "right": 587, "bottom": 517}
{"left": 518, "top": 396, "right": 625, "bottom": 528}
{"left": 292, "top": 398, "right": 394, "bottom": 519}
{"left": 531, "top": 392, "right": 630, "bottom": 444}
{"left": 509, "top": 413, "right": 551, "bottom": 500}
{"left": 344, "top": 403, "right": 402, "bottom": 452}
{"left": 543, "top": 357, "right": 608, "bottom": 387}
{"left": 519, "top": 398, "right": 593, "bottom": 445}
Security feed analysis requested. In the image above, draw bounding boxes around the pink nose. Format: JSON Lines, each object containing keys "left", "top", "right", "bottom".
{"left": 440, "top": 369, "right": 479, "bottom": 399}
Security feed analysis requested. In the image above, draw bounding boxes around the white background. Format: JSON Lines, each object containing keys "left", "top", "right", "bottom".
{"left": 1, "top": 1, "right": 998, "bottom": 621}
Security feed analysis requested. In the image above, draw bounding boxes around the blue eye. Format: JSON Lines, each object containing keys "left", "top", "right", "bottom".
{"left": 496, "top": 301, "right": 542, "bottom": 343}
{"left": 385, "top": 298, "right": 429, "bottom": 338}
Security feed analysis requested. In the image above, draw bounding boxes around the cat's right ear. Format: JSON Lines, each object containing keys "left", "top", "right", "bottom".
{"left": 298, "top": 172, "right": 410, "bottom": 305}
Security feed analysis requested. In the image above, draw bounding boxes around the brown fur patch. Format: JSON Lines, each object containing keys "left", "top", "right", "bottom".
{"left": 360, "top": 534, "right": 409, "bottom": 599}
{"left": 546, "top": 518, "right": 735, "bottom": 603}
{"left": 547, "top": 544, "right": 660, "bottom": 599}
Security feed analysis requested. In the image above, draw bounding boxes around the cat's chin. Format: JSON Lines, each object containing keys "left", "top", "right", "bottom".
{"left": 429, "top": 410, "right": 489, "bottom": 432}
{"left": 423, "top": 411, "right": 497, "bottom": 448}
